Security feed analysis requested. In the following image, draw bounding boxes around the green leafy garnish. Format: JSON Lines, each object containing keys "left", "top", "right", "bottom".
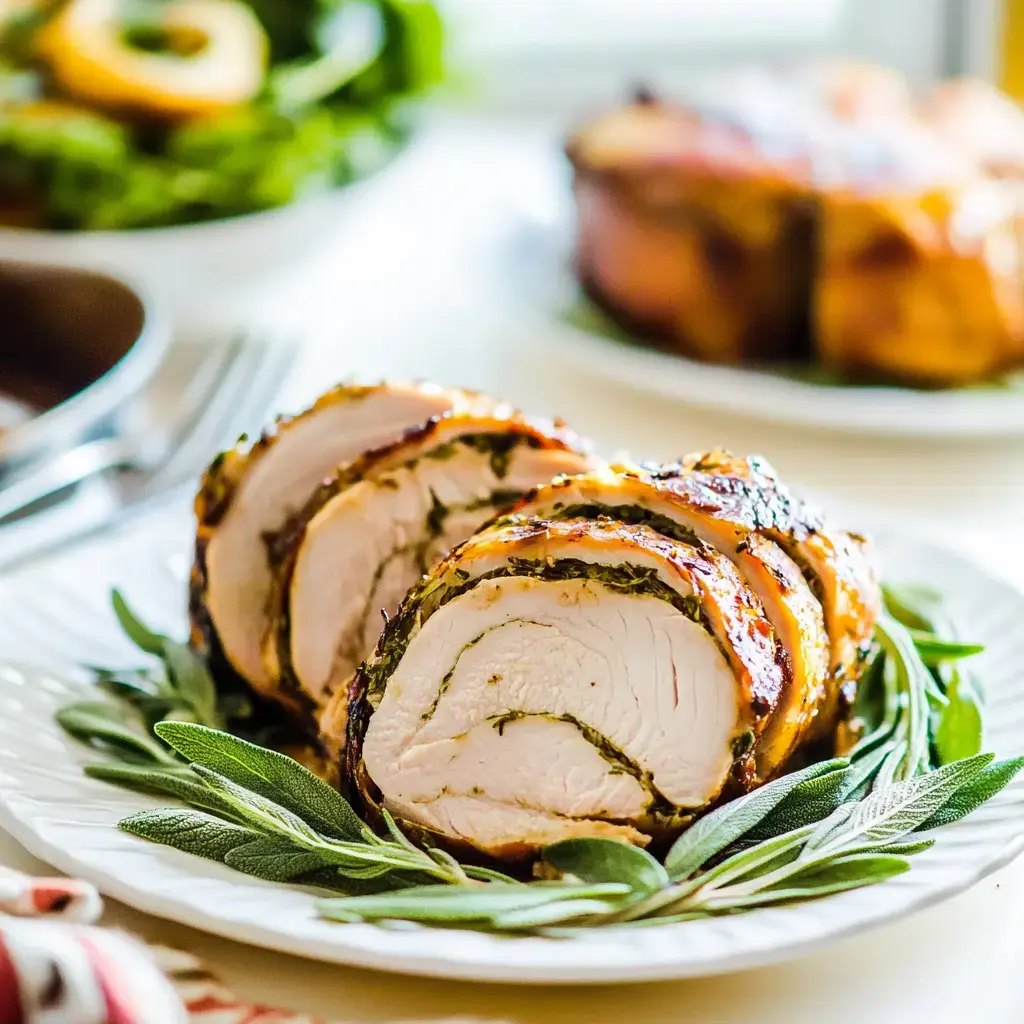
{"left": 0, "top": 0, "right": 444, "bottom": 229}
{"left": 53, "top": 581, "right": 1022, "bottom": 934}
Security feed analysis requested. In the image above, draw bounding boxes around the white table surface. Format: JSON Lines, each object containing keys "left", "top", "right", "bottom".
{"left": 4, "top": 118, "right": 1024, "bottom": 1022}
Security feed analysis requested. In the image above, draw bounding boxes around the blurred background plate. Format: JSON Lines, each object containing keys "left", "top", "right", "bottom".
{"left": 503, "top": 216, "right": 1024, "bottom": 439}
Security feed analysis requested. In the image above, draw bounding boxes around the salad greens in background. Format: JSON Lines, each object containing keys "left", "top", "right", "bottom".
{"left": 0, "top": 0, "right": 444, "bottom": 230}
{"left": 53, "top": 585, "right": 1024, "bottom": 934}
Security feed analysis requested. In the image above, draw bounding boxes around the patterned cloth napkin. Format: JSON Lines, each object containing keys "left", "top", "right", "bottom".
{"left": 0, "top": 865, "right": 489, "bottom": 1024}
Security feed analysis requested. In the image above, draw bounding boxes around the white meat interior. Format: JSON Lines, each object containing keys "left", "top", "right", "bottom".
{"left": 204, "top": 384, "right": 459, "bottom": 688}
{"left": 288, "top": 443, "right": 587, "bottom": 703}
{"left": 362, "top": 576, "right": 741, "bottom": 851}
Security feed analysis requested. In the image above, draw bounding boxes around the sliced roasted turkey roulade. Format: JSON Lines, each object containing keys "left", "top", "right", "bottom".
{"left": 497, "top": 462, "right": 828, "bottom": 774}
{"left": 264, "top": 410, "right": 593, "bottom": 717}
{"left": 502, "top": 454, "right": 880, "bottom": 764}
{"left": 191, "top": 382, "right": 491, "bottom": 709}
{"left": 339, "top": 517, "right": 786, "bottom": 859}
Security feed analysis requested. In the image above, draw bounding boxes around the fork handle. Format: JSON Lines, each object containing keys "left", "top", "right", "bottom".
{"left": 0, "top": 436, "right": 131, "bottom": 524}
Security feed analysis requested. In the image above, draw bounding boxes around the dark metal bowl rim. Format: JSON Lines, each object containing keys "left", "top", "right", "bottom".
{"left": 0, "top": 259, "right": 172, "bottom": 468}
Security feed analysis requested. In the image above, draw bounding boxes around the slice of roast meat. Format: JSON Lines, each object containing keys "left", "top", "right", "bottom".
{"left": 339, "top": 517, "right": 785, "bottom": 860}
{"left": 501, "top": 462, "right": 829, "bottom": 775}
{"left": 266, "top": 410, "right": 593, "bottom": 716}
{"left": 191, "top": 382, "right": 492, "bottom": 712}
{"left": 671, "top": 450, "right": 881, "bottom": 695}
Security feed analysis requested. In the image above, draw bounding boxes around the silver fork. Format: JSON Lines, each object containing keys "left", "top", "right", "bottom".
{"left": 0, "top": 331, "right": 295, "bottom": 546}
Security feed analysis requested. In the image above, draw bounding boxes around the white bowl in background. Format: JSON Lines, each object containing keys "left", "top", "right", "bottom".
{"left": 0, "top": 183, "right": 371, "bottom": 320}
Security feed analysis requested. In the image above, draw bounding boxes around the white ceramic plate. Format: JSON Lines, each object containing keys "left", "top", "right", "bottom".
{"left": 1, "top": 500, "right": 1023, "bottom": 983}
{"left": 502, "top": 218, "right": 1024, "bottom": 439}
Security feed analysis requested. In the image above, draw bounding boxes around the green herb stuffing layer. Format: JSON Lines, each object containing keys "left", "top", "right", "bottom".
{"left": 545, "top": 502, "right": 702, "bottom": 547}
{"left": 365, "top": 556, "right": 704, "bottom": 701}
{"left": 486, "top": 710, "right": 685, "bottom": 818}
{"left": 271, "top": 487, "right": 525, "bottom": 703}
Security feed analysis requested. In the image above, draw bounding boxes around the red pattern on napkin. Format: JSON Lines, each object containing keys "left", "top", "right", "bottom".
{"left": 0, "top": 866, "right": 504, "bottom": 1024}
{"left": 155, "top": 948, "right": 325, "bottom": 1024}
{"left": 0, "top": 936, "right": 24, "bottom": 1024}
{"left": 0, "top": 868, "right": 318, "bottom": 1023}
{"left": 0, "top": 865, "right": 102, "bottom": 922}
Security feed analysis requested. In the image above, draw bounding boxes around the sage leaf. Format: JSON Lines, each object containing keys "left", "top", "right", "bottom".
{"left": 617, "top": 827, "right": 818, "bottom": 922}
{"left": 126, "top": 757, "right": 473, "bottom": 885}
{"left": 56, "top": 702, "right": 179, "bottom": 766}
{"left": 154, "top": 722, "right": 364, "bottom": 841}
{"left": 223, "top": 837, "right": 330, "bottom": 883}
{"left": 543, "top": 838, "right": 668, "bottom": 894}
{"left": 317, "top": 883, "right": 631, "bottom": 924}
{"left": 806, "top": 753, "right": 993, "bottom": 853}
{"left": 664, "top": 759, "right": 847, "bottom": 879}
{"left": 882, "top": 584, "right": 941, "bottom": 632}
{"left": 916, "top": 756, "right": 1024, "bottom": 831}
{"left": 875, "top": 616, "right": 932, "bottom": 780}
{"left": 909, "top": 633, "right": 985, "bottom": 665}
{"left": 873, "top": 740, "right": 910, "bottom": 792}
{"left": 57, "top": 699, "right": 132, "bottom": 729}
{"left": 84, "top": 763, "right": 246, "bottom": 823}
{"left": 845, "top": 742, "right": 895, "bottom": 801}
{"left": 870, "top": 838, "right": 935, "bottom": 856}
{"left": 708, "top": 853, "right": 911, "bottom": 909}
{"left": 738, "top": 763, "right": 854, "bottom": 845}
{"left": 189, "top": 766, "right": 322, "bottom": 844}
{"left": 490, "top": 898, "right": 621, "bottom": 930}
{"left": 162, "top": 641, "right": 221, "bottom": 729}
{"left": 111, "top": 590, "right": 167, "bottom": 656}
{"left": 845, "top": 653, "right": 886, "bottom": 751}
{"left": 120, "top": 808, "right": 257, "bottom": 861}
{"left": 463, "top": 865, "right": 522, "bottom": 885}
{"left": 333, "top": 862, "right": 396, "bottom": 881}
{"left": 681, "top": 825, "right": 817, "bottom": 895}
{"left": 426, "top": 847, "right": 473, "bottom": 884}
{"left": 934, "top": 669, "right": 984, "bottom": 764}
{"left": 380, "top": 809, "right": 427, "bottom": 859}
{"left": 597, "top": 911, "right": 711, "bottom": 929}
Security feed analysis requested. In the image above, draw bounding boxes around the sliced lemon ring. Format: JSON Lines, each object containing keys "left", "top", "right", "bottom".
{"left": 37, "top": 0, "right": 269, "bottom": 119}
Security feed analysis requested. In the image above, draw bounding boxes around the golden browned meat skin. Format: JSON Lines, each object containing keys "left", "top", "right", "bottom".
{"left": 815, "top": 183, "right": 1024, "bottom": 386}
{"left": 674, "top": 451, "right": 881, "bottom": 693}
{"left": 471, "top": 517, "right": 786, "bottom": 738}
{"left": 262, "top": 409, "right": 592, "bottom": 713}
{"left": 191, "top": 382, "right": 497, "bottom": 728}
{"left": 505, "top": 464, "right": 829, "bottom": 779}
{"left": 567, "top": 65, "right": 1024, "bottom": 387}
{"left": 342, "top": 517, "right": 787, "bottom": 857}
{"left": 568, "top": 104, "right": 814, "bottom": 364}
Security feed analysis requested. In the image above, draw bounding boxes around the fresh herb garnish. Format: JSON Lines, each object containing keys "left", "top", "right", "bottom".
{"left": 54, "top": 584, "right": 1023, "bottom": 934}
{"left": 117, "top": 722, "right": 517, "bottom": 890}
